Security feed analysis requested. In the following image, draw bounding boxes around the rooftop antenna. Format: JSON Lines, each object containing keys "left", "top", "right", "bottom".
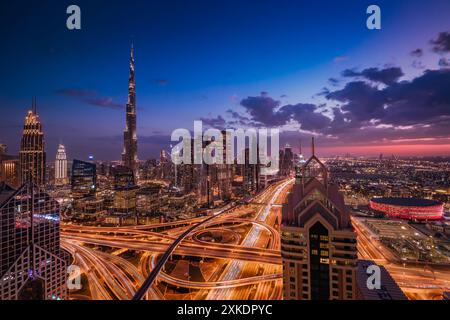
{"left": 299, "top": 139, "right": 302, "bottom": 155}
{"left": 311, "top": 137, "right": 315, "bottom": 156}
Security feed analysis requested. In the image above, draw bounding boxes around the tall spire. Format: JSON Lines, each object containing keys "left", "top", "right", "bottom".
{"left": 311, "top": 137, "right": 315, "bottom": 156}
{"left": 299, "top": 139, "right": 302, "bottom": 154}
{"left": 129, "top": 42, "right": 135, "bottom": 83}
{"left": 123, "top": 44, "right": 138, "bottom": 181}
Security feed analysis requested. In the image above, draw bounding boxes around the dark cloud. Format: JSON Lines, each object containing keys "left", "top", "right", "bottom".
{"left": 316, "top": 87, "right": 331, "bottom": 96}
{"left": 55, "top": 88, "right": 123, "bottom": 110}
{"left": 200, "top": 115, "right": 226, "bottom": 128}
{"left": 412, "top": 60, "right": 425, "bottom": 70}
{"left": 439, "top": 58, "right": 450, "bottom": 67}
{"left": 328, "top": 78, "right": 340, "bottom": 86}
{"left": 239, "top": 94, "right": 330, "bottom": 131}
{"left": 341, "top": 67, "right": 404, "bottom": 85}
{"left": 325, "top": 69, "right": 450, "bottom": 137}
{"left": 240, "top": 95, "right": 283, "bottom": 126}
{"left": 153, "top": 79, "right": 169, "bottom": 86}
{"left": 431, "top": 31, "right": 450, "bottom": 53}
{"left": 279, "top": 103, "right": 331, "bottom": 131}
{"left": 226, "top": 109, "right": 250, "bottom": 122}
{"left": 84, "top": 97, "right": 123, "bottom": 109}
{"left": 410, "top": 48, "right": 423, "bottom": 57}
{"left": 381, "top": 69, "right": 450, "bottom": 126}
{"left": 326, "top": 81, "right": 386, "bottom": 121}
{"left": 55, "top": 89, "right": 96, "bottom": 98}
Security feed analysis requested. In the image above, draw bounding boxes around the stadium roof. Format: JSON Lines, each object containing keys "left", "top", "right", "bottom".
{"left": 371, "top": 197, "right": 442, "bottom": 207}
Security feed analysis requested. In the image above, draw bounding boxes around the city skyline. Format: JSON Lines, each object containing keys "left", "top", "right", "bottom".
{"left": 0, "top": 1, "right": 449, "bottom": 160}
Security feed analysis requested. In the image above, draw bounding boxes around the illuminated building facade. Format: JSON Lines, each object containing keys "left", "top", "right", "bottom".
{"left": 54, "top": 144, "right": 68, "bottom": 185}
{"left": 19, "top": 100, "right": 46, "bottom": 186}
{"left": 122, "top": 44, "right": 138, "bottom": 180}
{"left": 71, "top": 159, "right": 97, "bottom": 200}
{"left": 370, "top": 197, "right": 443, "bottom": 221}
{"left": 281, "top": 138, "right": 358, "bottom": 300}
{"left": 112, "top": 165, "right": 138, "bottom": 216}
{"left": 0, "top": 146, "right": 19, "bottom": 188}
{"left": 0, "top": 183, "right": 68, "bottom": 300}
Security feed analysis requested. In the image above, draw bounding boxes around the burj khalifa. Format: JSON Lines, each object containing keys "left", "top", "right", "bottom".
{"left": 122, "top": 44, "right": 138, "bottom": 180}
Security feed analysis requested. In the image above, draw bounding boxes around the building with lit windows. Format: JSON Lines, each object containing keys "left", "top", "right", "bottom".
{"left": 54, "top": 144, "right": 68, "bottom": 186}
{"left": 243, "top": 147, "right": 260, "bottom": 195}
{"left": 281, "top": 138, "right": 358, "bottom": 300}
{"left": 112, "top": 165, "right": 138, "bottom": 216}
{"left": 0, "top": 183, "right": 68, "bottom": 300}
{"left": 71, "top": 159, "right": 97, "bottom": 200}
{"left": 19, "top": 99, "right": 46, "bottom": 186}
{"left": 0, "top": 145, "right": 19, "bottom": 188}
{"left": 280, "top": 143, "right": 294, "bottom": 176}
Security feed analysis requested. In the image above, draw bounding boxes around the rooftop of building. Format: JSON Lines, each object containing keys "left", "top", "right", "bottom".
{"left": 371, "top": 197, "right": 442, "bottom": 207}
{"left": 356, "top": 259, "right": 407, "bottom": 300}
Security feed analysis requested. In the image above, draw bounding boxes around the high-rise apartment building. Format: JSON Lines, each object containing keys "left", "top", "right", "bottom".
{"left": 281, "top": 138, "right": 358, "bottom": 300}
{"left": 0, "top": 183, "right": 68, "bottom": 300}
{"left": 19, "top": 99, "right": 46, "bottom": 186}
{"left": 55, "top": 144, "right": 68, "bottom": 185}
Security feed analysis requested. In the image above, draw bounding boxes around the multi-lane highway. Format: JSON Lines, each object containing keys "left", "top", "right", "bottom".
{"left": 63, "top": 179, "right": 293, "bottom": 300}
{"left": 352, "top": 217, "right": 450, "bottom": 299}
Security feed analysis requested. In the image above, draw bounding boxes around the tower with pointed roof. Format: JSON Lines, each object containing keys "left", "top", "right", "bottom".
{"left": 281, "top": 137, "right": 358, "bottom": 300}
{"left": 122, "top": 44, "right": 138, "bottom": 181}
{"left": 19, "top": 98, "right": 46, "bottom": 186}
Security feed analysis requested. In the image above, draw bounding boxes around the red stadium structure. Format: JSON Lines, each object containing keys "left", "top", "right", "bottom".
{"left": 370, "top": 197, "right": 444, "bottom": 221}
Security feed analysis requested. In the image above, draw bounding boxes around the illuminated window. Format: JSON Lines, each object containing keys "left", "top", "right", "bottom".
{"left": 320, "top": 235, "right": 329, "bottom": 241}
{"left": 320, "top": 258, "right": 330, "bottom": 264}
{"left": 311, "top": 249, "right": 318, "bottom": 255}
{"left": 320, "top": 250, "right": 329, "bottom": 257}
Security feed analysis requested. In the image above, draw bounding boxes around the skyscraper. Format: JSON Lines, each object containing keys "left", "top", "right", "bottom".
{"left": 55, "top": 144, "right": 68, "bottom": 185}
{"left": 71, "top": 159, "right": 97, "bottom": 200}
{"left": 112, "top": 165, "right": 138, "bottom": 217}
{"left": 281, "top": 138, "right": 358, "bottom": 300}
{"left": 0, "top": 183, "right": 68, "bottom": 300}
{"left": 122, "top": 44, "right": 138, "bottom": 181}
{"left": 281, "top": 143, "right": 294, "bottom": 176}
{"left": 19, "top": 99, "right": 46, "bottom": 186}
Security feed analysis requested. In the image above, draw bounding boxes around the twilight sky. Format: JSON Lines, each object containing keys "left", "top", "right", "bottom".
{"left": 0, "top": 0, "right": 449, "bottom": 161}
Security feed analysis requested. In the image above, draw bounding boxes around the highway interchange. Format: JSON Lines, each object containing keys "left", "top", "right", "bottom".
{"left": 62, "top": 179, "right": 450, "bottom": 300}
